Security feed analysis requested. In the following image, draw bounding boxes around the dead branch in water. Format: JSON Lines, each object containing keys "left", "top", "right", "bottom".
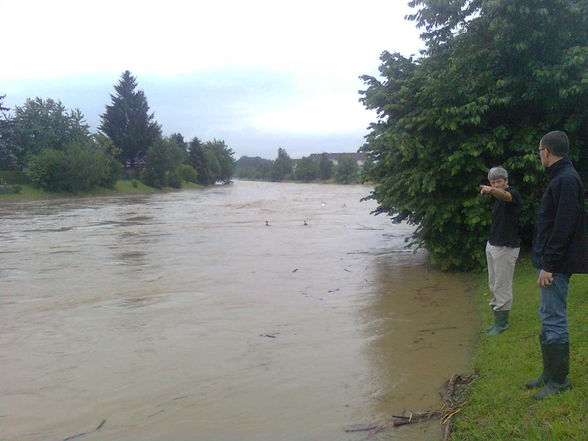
{"left": 344, "top": 373, "right": 477, "bottom": 440}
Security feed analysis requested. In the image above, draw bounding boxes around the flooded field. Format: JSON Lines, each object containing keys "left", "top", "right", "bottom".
{"left": 0, "top": 180, "right": 478, "bottom": 441}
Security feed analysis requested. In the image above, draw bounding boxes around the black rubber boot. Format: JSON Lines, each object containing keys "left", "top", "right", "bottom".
{"left": 525, "top": 335, "right": 549, "bottom": 389}
{"left": 486, "top": 310, "right": 509, "bottom": 336}
{"left": 533, "top": 342, "right": 572, "bottom": 400}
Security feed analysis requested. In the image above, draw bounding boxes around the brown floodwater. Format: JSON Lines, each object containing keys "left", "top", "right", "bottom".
{"left": 0, "top": 180, "right": 478, "bottom": 441}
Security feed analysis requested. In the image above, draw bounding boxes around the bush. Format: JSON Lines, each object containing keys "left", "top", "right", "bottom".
{"left": 178, "top": 164, "right": 198, "bottom": 183}
{"left": 168, "top": 170, "right": 182, "bottom": 189}
{"left": 334, "top": 157, "right": 359, "bottom": 184}
{"left": 0, "top": 171, "right": 31, "bottom": 185}
{"left": 27, "top": 145, "right": 120, "bottom": 192}
{"left": 142, "top": 138, "right": 184, "bottom": 189}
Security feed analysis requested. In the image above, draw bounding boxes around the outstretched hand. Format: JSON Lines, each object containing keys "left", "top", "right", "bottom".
{"left": 480, "top": 185, "right": 492, "bottom": 195}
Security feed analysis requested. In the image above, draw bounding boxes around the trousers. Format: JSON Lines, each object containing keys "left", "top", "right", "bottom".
{"left": 486, "top": 242, "right": 520, "bottom": 311}
{"left": 538, "top": 271, "right": 571, "bottom": 344}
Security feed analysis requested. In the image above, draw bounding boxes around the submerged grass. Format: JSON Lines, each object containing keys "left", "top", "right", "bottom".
{"left": 452, "top": 256, "right": 588, "bottom": 441}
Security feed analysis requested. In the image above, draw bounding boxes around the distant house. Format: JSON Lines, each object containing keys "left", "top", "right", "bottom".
{"left": 307, "top": 152, "right": 365, "bottom": 166}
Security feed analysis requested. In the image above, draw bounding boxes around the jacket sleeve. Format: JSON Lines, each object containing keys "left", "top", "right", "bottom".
{"left": 542, "top": 176, "right": 582, "bottom": 272}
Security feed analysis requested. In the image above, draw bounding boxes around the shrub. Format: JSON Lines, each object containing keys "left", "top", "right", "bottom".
{"left": 142, "top": 138, "right": 184, "bottom": 189}
{"left": 178, "top": 164, "right": 198, "bottom": 183}
{"left": 27, "top": 145, "right": 120, "bottom": 192}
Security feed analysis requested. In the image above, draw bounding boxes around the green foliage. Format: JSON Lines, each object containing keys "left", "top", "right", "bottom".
{"left": 271, "top": 148, "right": 293, "bottom": 181}
{"left": 206, "top": 139, "right": 235, "bottom": 184}
{"left": 27, "top": 143, "right": 120, "bottom": 192}
{"left": 178, "top": 163, "right": 198, "bottom": 183}
{"left": 142, "top": 137, "right": 185, "bottom": 189}
{"left": 334, "top": 156, "right": 359, "bottom": 184}
{"left": 0, "top": 94, "right": 18, "bottom": 170}
{"left": 11, "top": 97, "right": 90, "bottom": 169}
{"left": 234, "top": 156, "right": 274, "bottom": 180}
{"left": 361, "top": 0, "right": 588, "bottom": 270}
{"left": 0, "top": 170, "right": 31, "bottom": 184}
{"left": 186, "top": 137, "right": 235, "bottom": 185}
{"left": 99, "top": 70, "right": 161, "bottom": 168}
{"left": 295, "top": 156, "right": 318, "bottom": 182}
{"left": 317, "top": 152, "right": 334, "bottom": 180}
{"left": 0, "top": 180, "right": 22, "bottom": 194}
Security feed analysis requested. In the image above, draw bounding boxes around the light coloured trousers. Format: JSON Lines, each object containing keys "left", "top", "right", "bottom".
{"left": 486, "top": 242, "right": 520, "bottom": 311}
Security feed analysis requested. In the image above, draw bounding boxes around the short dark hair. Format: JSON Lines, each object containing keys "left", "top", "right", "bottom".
{"left": 540, "top": 131, "right": 569, "bottom": 157}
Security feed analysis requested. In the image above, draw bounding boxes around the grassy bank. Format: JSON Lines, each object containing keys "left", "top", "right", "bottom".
{"left": 0, "top": 180, "right": 202, "bottom": 200}
{"left": 452, "top": 256, "right": 588, "bottom": 440}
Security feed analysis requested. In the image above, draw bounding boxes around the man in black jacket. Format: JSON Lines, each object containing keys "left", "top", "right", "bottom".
{"left": 526, "top": 130, "right": 588, "bottom": 399}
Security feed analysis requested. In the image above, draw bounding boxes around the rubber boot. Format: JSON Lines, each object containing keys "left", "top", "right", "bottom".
{"left": 533, "top": 342, "right": 572, "bottom": 400}
{"left": 486, "top": 305, "right": 496, "bottom": 331}
{"left": 486, "top": 310, "right": 509, "bottom": 336}
{"left": 525, "top": 335, "right": 549, "bottom": 389}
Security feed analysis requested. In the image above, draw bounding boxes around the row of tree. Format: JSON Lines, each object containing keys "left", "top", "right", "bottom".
{"left": 360, "top": 0, "right": 588, "bottom": 271}
{"left": 0, "top": 71, "right": 235, "bottom": 192}
{"left": 235, "top": 149, "right": 364, "bottom": 184}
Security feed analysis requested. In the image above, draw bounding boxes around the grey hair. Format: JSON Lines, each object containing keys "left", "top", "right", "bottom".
{"left": 488, "top": 167, "right": 508, "bottom": 180}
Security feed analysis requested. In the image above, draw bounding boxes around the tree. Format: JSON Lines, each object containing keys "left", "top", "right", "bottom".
{"left": 334, "top": 156, "right": 359, "bottom": 184}
{"left": 360, "top": 0, "right": 588, "bottom": 270}
{"left": 234, "top": 156, "right": 273, "bottom": 179}
{"left": 271, "top": 148, "right": 293, "bottom": 181}
{"left": 11, "top": 97, "right": 90, "bottom": 168}
{"left": 142, "top": 137, "right": 184, "bottom": 188}
{"left": 170, "top": 132, "right": 188, "bottom": 154}
{"left": 295, "top": 156, "right": 318, "bottom": 182}
{"left": 99, "top": 70, "right": 161, "bottom": 169}
{"left": 317, "top": 152, "right": 333, "bottom": 180}
{"left": 0, "top": 95, "right": 17, "bottom": 170}
{"left": 205, "top": 139, "right": 235, "bottom": 184}
{"left": 187, "top": 137, "right": 215, "bottom": 185}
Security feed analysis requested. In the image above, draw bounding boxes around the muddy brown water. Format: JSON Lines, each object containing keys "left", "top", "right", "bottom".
{"left": 0, "top": 180, "right": 478, "bottom": 441}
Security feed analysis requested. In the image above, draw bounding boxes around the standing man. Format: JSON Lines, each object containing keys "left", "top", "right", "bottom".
{"left": 526, "top": 130, "right": 588, "bottom": 399}
{"left": 480, "top": 167, "right": 522, "bottom": 336}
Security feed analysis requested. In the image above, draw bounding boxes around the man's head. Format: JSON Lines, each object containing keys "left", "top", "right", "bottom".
{"left": 539, "top": 131, "right": 569, "bottom": 167}
{"left": 488, "top": 167, "right": 508, "bottom": 189}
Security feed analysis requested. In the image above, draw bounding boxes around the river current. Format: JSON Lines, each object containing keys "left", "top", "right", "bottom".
{"left": 0, "top": 180, "right": 478, "bottom": 441}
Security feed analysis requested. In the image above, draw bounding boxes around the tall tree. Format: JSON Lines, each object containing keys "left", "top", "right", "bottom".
{"left": 10, "top": 97, "right": 90, "bottom": 168}
{"left": 295, "top": 156, "right": 318, "bottom": 182}
{"left": 317, "top": 152, "right": 334, "bottom": 180}
{"left": 271, "top": 148, "right": 293, "bottom": 181}
{"left": 360, "top": 0, "right": 588, "bottom": 270}
{"left": 99, "top": 70, "right": 161, "bottom": 169}
{"left": 0, "top": 95, "right": 17, "bottom": 170}
{"left": 187, "top": 137, "right": 210, "bottom": 185}
{"left": 334, "top": 156, "right": 359, "bottom": 184}
{"left": 205, "top": 139, "right": 235, "bottom": 184}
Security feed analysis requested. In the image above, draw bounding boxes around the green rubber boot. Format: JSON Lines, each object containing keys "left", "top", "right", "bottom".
{"left": 533, "top": 342, "right": 573, "bottom": 400}
{"left": 525, "top": 335, "right": 550, "bottom": 389}
{"left": 486, "top": 310, "right": 509, "bottom": 336}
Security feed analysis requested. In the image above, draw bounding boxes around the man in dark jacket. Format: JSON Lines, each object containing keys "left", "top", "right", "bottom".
{"left": 526, "top": 130, "right": 588, "bottom": 400}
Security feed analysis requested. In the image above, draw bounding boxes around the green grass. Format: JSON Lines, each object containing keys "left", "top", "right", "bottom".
{"left": 0, "top": 180, "right": 203, "bottom": 200}
{"left": 452, "top": 256, "right": 588, "bottom": 441}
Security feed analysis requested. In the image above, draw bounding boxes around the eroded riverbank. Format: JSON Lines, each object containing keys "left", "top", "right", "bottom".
{"left": 0, "top": 180, "right": 478, "bottom": 441}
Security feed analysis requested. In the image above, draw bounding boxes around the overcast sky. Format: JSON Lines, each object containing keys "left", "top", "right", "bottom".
{"left": 1, "top": 0, "right": 424, "bottom": 159}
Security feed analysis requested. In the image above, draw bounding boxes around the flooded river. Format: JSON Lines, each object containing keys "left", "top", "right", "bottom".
{"left": 0, "top": 180, "right": 478, "bottom": 441}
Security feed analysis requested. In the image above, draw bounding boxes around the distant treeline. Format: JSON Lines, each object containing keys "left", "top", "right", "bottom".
{"left": 235, "top": 149, "right": 372, "bottom": 184}
{"left": 0, "top": 70, "right": 235, "bottom": 193}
